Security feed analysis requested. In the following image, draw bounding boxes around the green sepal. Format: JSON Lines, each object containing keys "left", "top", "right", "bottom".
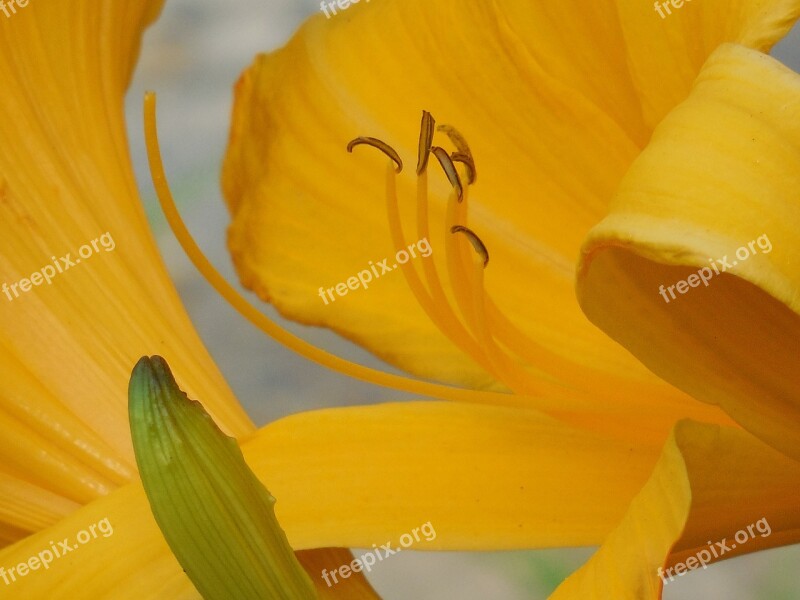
{"left": 128, "top": 355, "right": 317, "bottom": 600}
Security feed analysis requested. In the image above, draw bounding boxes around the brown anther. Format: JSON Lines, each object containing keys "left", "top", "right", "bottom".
{"left": 417, "top": 110, "right": 435, "bottom": 175}
{"left": 451, "top": 152, "right": 476, "bottom": 185}
{"left": 432, "top": 146, "right": 463, "bottom": 202}
{"left": 347, "top": 137, "right": 403, "bottom": 173}
{"left": 451, "top": 225, "right": 489, "bottom": 267}
{"left": 437, "top": 124, "right": 477, "bottom": 184}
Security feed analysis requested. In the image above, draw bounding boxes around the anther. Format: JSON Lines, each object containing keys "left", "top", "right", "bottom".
{"left": 432, "top": 146, "right": 463, "bottom": 202}
{"left": 347, "top": 137, "right": 403, "bottom": 173}
{"left": 451, "top": 225, "right": 489, "bottom": 267}
{"left": 451, "top": 152, "right": 476, "bottom": 184}
{"left": 437, "top": 124, "right": 477, "bottom": 184}
{"left": 417, "top": 111, "right": 435, "bottom": 175}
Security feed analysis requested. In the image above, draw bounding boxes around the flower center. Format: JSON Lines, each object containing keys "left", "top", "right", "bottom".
{"left": 350, "top": 111, "right": 650, "bottom": 405}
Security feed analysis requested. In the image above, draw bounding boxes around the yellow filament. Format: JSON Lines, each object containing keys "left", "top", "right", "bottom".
{"left": 485, "top": 298, "right": 658, "bottom": 398}
{"left": 486, "top": 299, "right": 585, "bottom": 380}
{"left": 383, "top": 163, "right": 492, "bottom": 373}
{"left": 462, "top": 251, "right": 538, "bottom": 393}
{"left": 414, "top": 170, "right": 486, "bottom": 361}
{"left": 384, "top": 167, "right": 440, "bottom": 324}
{"left": 446, "top": 203, "right": 539, "bottom": 394}
{"left": 445, "top": 185, "right": 480, "bottom": 338}
{"left": 460, "top": 233, "right": 617, "bottom": 401}
{"left": 441, "top": 174, "right": 606, "bottom": 401}
{"left": 142, "top": 92, "right": 524, "bottom": 410}
{"left": 462, "top": 252, "right": 573, "bottom": 397}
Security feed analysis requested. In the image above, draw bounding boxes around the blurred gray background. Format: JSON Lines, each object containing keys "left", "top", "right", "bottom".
{"left": 124, "top": 2, "right": 800, "bottom": 598}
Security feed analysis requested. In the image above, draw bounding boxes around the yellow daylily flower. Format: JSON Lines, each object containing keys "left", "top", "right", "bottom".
{"left": 2, "top": 0, "right": 799, "bottom": 597}
{"left": 0, "top": 2, "right": 376, "bottom": 598}
{"left": 215, "top": 0, "right": 800, "bottom": 596}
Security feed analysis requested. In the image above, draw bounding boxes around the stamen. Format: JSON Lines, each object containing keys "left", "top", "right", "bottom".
{"left": 143, "top": 92, "right": 521, "bottom": 410}
{"left": 451, "top": 225, "right": 489, "bottom": 267}
{"left": 432, "top": 146, "right": 463, "bottom": 202}
{"left": 414, "top": 172, "right": 486, "bottom": 361}
{"left": 440, "top": 160, "right": 647, "bottom": 399}
{"left": 437, "top": 124, "right": 477, "bottom": 184}
{"left": 451, "top": 152, "right": 476, "bottom": 184}
{"left": 416, "top": 110, "right": 435, "bottom": 175}
{"left": 382, "top": 163, "right": 490, "bottom": 368}
{"left": 342, "top": 113, "right": 657, "bottom": 415}
{"left": 447, "top": 205, "right": 598, "bottom": 401}
{"left": 347, "top": 137, "right": 403, "bottom": 173}
{"left": 444, "top": 196, "right": 532, "bottom": 392}
{"left": 440, "top": 163, "right": 648, "bottom": 398}
{"left": 147, "top": 98, "right": 641, "bottom": 426}
{"left": 445, "top": 181, "right": 479, "bottom": 342}
{"left": 383, "top": 164, "right": 439, "bottom": 324}
{"left": 461, "top": 252, "right": 554, "bottom": 396}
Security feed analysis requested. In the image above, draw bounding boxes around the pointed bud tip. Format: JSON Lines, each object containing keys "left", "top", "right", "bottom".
{"left": 130, "top": 353, "right": 177, "bottom": 389}
{"left": 128, "top": 355, "right": 185, "bottom": 425}
{"left": 131, "top": 354, "right": 172, "bottom": 382}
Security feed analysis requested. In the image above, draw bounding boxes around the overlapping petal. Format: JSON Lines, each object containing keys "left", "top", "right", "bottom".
{"left": 244, "top": 400, "right": 666, "bottom": 550}
{"left": 551, "top": 420, "right": 800, "bottom": 599}
{"left": 611, "top": 0, "right": 800, "bottom": 128}
{"left": 578, "top": 43, "right": 800, "bottom": 461}
{"left": 0, "top": 0, "right": 254, "bottom": 540}
{"left": 0, "top": 485, "right": 196, "bottom": 599}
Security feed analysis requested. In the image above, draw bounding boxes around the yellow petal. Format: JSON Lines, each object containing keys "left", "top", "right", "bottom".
{"left": 578, "top": 44, "right": 800, "bottom": 461}
{"left": 612, "top": 0, "right": 800, "bottom": 128}
{"left": 0, "top": 480, "right": 377, "bottom": 599}
{"left": 221, "top": 0, "right": 798, "bottom": 414}
{"left": 245, "top": 401, "right": 665, "bottom": 550}
{"left": 551, "top": 420, "right": 800, "bottom": 599}
{"left": 3, "top": 398, "right": 656, "bottom": 596}
{"left": 0, "top": 475, "right": 79, "bottom": 545}
{"left": 0, "top": 0, "right": 253, "bottom": 538}
{"left": 23, "top": 398, "right": 790, "bottom": 596}
{"left": 0, "top": 484, "right": 196, "bottom": 599}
